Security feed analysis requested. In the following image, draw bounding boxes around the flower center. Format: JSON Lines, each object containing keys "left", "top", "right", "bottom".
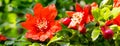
{"left": 71, "top": 12, "right": 83, "bottom": 24}
{"left": 68, "top": 12, "right": 84, "bottom": 28}
{"left": 37, "top": 18, "right": 48, "bottom": 31}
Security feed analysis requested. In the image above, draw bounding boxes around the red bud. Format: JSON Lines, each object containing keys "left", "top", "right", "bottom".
{"left": 62, "top": 17, "right": 71, "bottom": 26}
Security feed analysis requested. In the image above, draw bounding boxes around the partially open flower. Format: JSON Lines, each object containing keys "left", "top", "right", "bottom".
{"left": 63, "top": 3, "right": 93, "bottom": 34}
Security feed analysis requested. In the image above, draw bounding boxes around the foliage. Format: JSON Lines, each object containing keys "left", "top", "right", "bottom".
{"left": 0, "top": 0, "right": 120, "bottom": 46}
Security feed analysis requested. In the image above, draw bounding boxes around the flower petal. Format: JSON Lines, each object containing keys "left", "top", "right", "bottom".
{"left": 75, "top": 3, "right": 83, "bottom": 12}
{"left": 113, "top": 14, "right": 120, "bottom": 26}
{"left": 33, "top": 3, "right": 43, "bottom": 18}
{"left": 78, "top": 22, "right": 84, "bottom": 31}
{"left": 49, "top": 21, "right": 62, "bottom": 33}
{"left": 105, "top": 20, "right": 113, "bottom": 26}
{"left": 113, "top": 0, "right": 120, "bottom": 7}
{"left": 46, "top": 4, "right": 57, "bottom": 21}
{"left": 66, "top": 11, "right": 75, "bottom": 17}
{"left": 25, "top": 13, "right": 33, "bottom": 21}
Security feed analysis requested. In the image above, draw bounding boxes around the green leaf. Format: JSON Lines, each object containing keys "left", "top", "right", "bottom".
{"left": 99, "top": 21, "right": 105, "bottom": 26}
{"left": 85, "top": 22, "right": 96, "bottom": 29}
{"left": 31, "top": 43, "right": 40, "bottom": 46}
{"left": 57, "top": 42, "right": 70, "bottom": 46}
{"left": 7, "top": 13, "right": 17, "bottom": 24}
{"left": 100, "top": 0, "right": 109, "bottom": 6}
{"left": 0, "top": 12, "right": 2, "bottom": 20}
{"left": 48, "top": 0, "right": 56, "bottom": 4}
{"left": 5, "top": 40, "right": 15, "bottom": 45}
{"left": 91, "top": 27, "right": 101, "bottom": 41}
{"left": 47, "top": 36, "right": 63, "bottom": 46}
{"left": 4, "top": 0, "right": 9, "bottom": 4}
{"left": 100, "top": 0, "right": 112, "bottom": 7}
{"left": 100, "top": 7, "right": 110, "bottom": 20}
{"left": 11, "top": 1, "right": 19, "bottom": 8}
{"left": 91, "top": 8, "right": 100, "bottom": 21}
{"left": 13, "top": 41, "right": 32, "bottom": 46}
{"left": 0, "top": 0, "right": 2, "bottom": 7}
{"left": 111, "top": 7, "right": 120, "bottom": 18}
{"left": 28, "top": 0, "right": 33, "bottom": 2}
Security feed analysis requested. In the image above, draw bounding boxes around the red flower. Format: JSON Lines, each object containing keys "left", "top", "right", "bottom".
{"left": 113, "top": 0, "right": 120, "bottom": 7}
{"left": 64, "top": 3, "right": 94, "bottom": 34}
{"left": 0, "top": 34, "right": 6, "bottom": 41}
{"left": 105, "top": 20, "right": 113, "bottom": 26}
{"left": 113, "top": 14, "right": 120, "bottom": 26}
{"left": 21, "top": 3, "right": 62, "bottom": 42}
{"left": 105, "top": 14, "right": 120, "bottom": 26}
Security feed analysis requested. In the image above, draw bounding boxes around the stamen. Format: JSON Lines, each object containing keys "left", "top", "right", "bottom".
{"left": 37, "top": 18, "right": 48, "bottom": 31}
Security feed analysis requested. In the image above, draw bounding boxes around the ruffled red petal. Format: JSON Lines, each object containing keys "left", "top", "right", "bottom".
{"left": 113, "top": 0, "right": 120, "bottom": 7}
{"left": 75, "top": 3, "right": 83, "bottom": 12}
{"left": 21, "top": 14, "right": 36, "bottom": 31}
{"left": 66, "top": 11, "right": 75, "bottom": 17}
{"left": 46, "top": 4, "right": 57, "bottom": 21}
{"left": 113, "top": 14, "right": 120, "bottom": 26}
{"left": 33, "top": 3, "right": 43, "bottom": 18}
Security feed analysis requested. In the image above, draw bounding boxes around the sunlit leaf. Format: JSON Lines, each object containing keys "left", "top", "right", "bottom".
{"left": 47, "top": 36, "right": 63, "bottom": 46}
{"left": 57, "top": 42, "right": 70, "bottom": 46}
{"left": 13, "top": 41, "right": 32, "bottom": 46}
{"left": 100, "top": 0, "right": 112, "bottom": 7}
{"left": 7, "top": 13, "right": 17, "bottom": 24}
{"left": 4, "top": 0, "right": 9, "bottom": 4}
{"left": 0, "top": 0, "right": 2, "bottom": 7}
{"left": 31, "top": 43, "right": 40, "bottom": 46}
{"left": 111, "top": 7, "right": 120, "bottom": 18}
{"left": 100, "top": 7, "right": 110, "bottom": 20}
{"left": 91, "top": 27, "right": 100, "bottom": 41}
{"left": 91, "top": 8, "right": 100, "bottom": 21}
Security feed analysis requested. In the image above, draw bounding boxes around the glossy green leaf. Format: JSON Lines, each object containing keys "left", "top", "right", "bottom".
{"left": 4, "top": 0, "right": 9, "bottom": 4}
{"left": 47, "top": 36, "right": 63, "bottom": 46}
{"left": 57, "top": 42, "right": 70, "bottom": 46}
{"left": 111, "top": 7, "right": 120, "bottom": 18}
{"left": 100, "top": 0, "right": 109, "bottom": 6}
{"left": 100, "top": 7, "right": 110, "bottom": 20}
{"left": 13, "top": 41, "right": 32, "bottom": 46}
{"left": 91, "top": 27, "right": 101, "bottom": 41}
{"left": 7, "top": 13, "right": 17, "bottom": 24}
{"left": 100, "top": 0, "right": 112, "bottom": 7}
{"left": 91, "top": 8, "right": 100, "bottom": 21}
{"left": 31, "top": 43, "right": 40, "bottom": 46}
{"left": 5, "top": 41, "right": 15, "bottom": 45}
{"left": 0, "top": 0, "right": 2, "bottom": 7}
{"left": 86, "top": 22, "right": 96, "bottom": 29}
{"left": 0, "top": 12, "right": 2, "bottom": 20}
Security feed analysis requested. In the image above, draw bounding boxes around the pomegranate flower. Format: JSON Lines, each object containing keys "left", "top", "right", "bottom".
{"left": 0, "top": 34, "right": 7, "bottom": 41}
{"left": 63, "top": 3, "right": 94, "bottom": 34}
{"left": 105, "top": 14, "right": 120, "bottom": 26}
{"left": 21, "top": 3, "right": 62, "bottom": 42}
{"left": 113, "top": 0, "right": 120, "bottom": 7}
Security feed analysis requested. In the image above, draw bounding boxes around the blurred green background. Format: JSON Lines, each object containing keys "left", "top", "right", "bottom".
{"left": 0, "top": 0, "right": 103, "bottom": 46}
